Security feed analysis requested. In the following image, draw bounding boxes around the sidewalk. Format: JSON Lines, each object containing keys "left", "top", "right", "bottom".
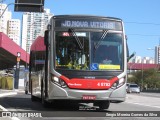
{"left": 0, "top": 89, "right": 24, "bottom": 98}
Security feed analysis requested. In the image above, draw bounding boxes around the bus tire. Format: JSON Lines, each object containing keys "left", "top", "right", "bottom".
{"left": 42, "top": 91, "right": 49, "bottom": 107}
{"left": 41, "top": 81, "right": 49, "bottom": 107}
{"left": 25, "top": 90, "right": 28, "bottom": 94}
{"left": 31, "top": 95, "right": 37, "bottom": 101}
{"left": 97, "top": 101, "right": 110, "bottom": 110}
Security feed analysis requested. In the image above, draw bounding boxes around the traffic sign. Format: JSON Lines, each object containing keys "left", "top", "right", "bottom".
{"left": 14, "top": 0, "right": 44, "bottom": 12}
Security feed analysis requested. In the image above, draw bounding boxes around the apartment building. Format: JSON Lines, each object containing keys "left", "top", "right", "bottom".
{"left": 21, "top": 9, "right": 53, "bottom": 53}
{"left": 7, "top": 19, "right": 21, "bottom": 46}
{"left": 0, "top": 4, "right": 12, "bottom": 34}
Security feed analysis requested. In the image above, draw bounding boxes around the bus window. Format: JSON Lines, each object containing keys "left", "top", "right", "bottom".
{"left": 91, "top": 32, "right": 123, "bottom": 70}
{"left": 55, "top": 31, "right": 89, "bottom": 70}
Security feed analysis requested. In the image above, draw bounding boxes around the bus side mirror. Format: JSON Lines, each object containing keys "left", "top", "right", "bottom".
{"left": 44, "top": 30, "right": 48, "bottom": 46}
{"left": 126, "top": 35, "right": 135, "bottom": 62}
{"left": 127, "top": 52, "right": 136, "bottom": 62}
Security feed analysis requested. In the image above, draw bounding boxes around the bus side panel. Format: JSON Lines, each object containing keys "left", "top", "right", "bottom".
{"left": 30, "top": 50, "right": 46, "bottom": 98}
{"left": 30, "top": 51, "right": 40, "bottom": 98}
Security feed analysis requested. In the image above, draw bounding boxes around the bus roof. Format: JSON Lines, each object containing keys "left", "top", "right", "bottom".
{"left": 52, "top": 15, "right": 123, "bottom": 30}
{"left": 52, "top": 15, "right": 122, "bottom": 21}
{"left": 30, "top": 36, "right": 45, "bottom": 51}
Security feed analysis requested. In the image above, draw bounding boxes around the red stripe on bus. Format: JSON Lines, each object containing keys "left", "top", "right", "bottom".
{"left": 60, "top": 75, "right": 118, "bottom": 89}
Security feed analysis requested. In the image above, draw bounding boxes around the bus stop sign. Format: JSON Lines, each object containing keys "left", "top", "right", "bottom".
{"left": 14, "top": 0, "right": 44, "bottom": 12}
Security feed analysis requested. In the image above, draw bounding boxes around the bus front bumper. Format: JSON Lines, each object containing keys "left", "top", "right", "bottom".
{"left": 48, "top": 82, "right": 126, "bottom": 102}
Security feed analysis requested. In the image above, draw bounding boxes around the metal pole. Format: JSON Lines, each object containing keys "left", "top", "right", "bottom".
{"left": 14, "top": 52, "right": 21, "bottom": 89}
{"left": 0, "top": 3, "right": 43, "bottom": 18}
{"left": 15, "top": 61, "right": 20, "bottom": 89}
{"left": 141, "top": 62, "right": 143, "bottom": 91}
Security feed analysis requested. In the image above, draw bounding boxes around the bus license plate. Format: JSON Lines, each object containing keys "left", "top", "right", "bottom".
{"left": 82, "top": 95, "right": 96, "bottom": 100}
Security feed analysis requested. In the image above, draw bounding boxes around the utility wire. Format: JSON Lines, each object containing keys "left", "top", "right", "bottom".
{"left": 124, "top": 21, "right": 160, "bottom": 26}
{"left": 127, "top": 34, "right": 160, "bottom": 37}
{"left": 124, "top": 21, "right": 160, "bottom": 37}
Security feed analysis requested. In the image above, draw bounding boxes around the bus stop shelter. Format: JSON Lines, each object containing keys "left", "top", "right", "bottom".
{"left": 0, "top": 32, "right": 29, "bottom": 70}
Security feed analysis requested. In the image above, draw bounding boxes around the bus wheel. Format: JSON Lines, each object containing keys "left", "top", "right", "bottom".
{"left": 41, "top": 92, "right": 49, "bottom": 107}
{"left": 41, "top": 83, "right": 49, "bottom": 107}
{"left": 25, "top": 90, "right": 28, "bottom": 94}
{"left": 31, "top": 94, "right": 37, "bottom": 101}
{"left": 96, "top": 101, "right": 110, "bottom": 110}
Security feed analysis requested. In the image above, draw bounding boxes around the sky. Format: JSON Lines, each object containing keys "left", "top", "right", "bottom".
{"left": 2, "top": 0, "right": 160, "bottom": 58}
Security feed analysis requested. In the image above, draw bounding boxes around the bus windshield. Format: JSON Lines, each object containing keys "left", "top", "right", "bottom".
{"left": 55, "top": 31, "right": 123, "bottom": 71}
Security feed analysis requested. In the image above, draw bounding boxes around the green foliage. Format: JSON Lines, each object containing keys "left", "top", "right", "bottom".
{"left": 128, "top": 69, "right": 160, "bottom": 89}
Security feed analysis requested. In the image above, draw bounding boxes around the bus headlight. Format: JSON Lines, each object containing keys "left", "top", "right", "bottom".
{"left": 53, "top": 76, "right": 59, "bottom": 82}
{"left": 51, "top": 76, "right": 67, "bottom": 88}
{"left": 111, "top": 78, "right": 125, "bottom": 89}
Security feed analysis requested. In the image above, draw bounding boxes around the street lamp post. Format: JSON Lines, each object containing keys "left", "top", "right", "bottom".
{"left": 141, "top": 48, "right": 155, "bottom": 91}
{"left": 141, "top": 61, "right": 143, "bottom": 91}
{"left": 147, "top": 48, "right": 155, "bottom": 63}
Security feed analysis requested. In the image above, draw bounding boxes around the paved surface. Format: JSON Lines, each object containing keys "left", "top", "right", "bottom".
{"left": 139, "top": 92, "right": 160, "bottom": 98}
{"left": 0, "top": 89, "right": 160, "bottom": 120}
{"left": 0, "top": 89, "right": 17, "bottom": 98}
{"left": 0, "top": 89, "right": 24, "bottom": 120}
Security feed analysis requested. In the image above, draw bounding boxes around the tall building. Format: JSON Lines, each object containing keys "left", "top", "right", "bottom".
{"left": 0, "top": 4, "right": 12, "bottom": 34}
{"left": 21, "top": 9, "right": 53, "bottom": 53}
{"left": 133, "top": 56, "right": 142, "bottom": 63}
{"left": 155, "top": 46, "right": 160, "bottom": 64}
{"left": 7, "top": 19, "right": 21, "bottom": 46}
{"left": 143, "top": 57, "right": 154, "bottom": 64}
{"left": 131, "top": 56, "right": 154, "bottom": 64}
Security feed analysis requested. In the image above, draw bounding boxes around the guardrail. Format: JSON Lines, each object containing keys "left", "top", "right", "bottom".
{"left": 142, "top": 88, "right": 160, "bottom": 93}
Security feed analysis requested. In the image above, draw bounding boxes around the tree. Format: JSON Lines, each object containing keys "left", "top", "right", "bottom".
{"left": 128, "top": 69, "right": 160, "bottom": 89}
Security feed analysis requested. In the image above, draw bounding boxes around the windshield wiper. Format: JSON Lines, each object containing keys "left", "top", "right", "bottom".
{"left": 68, "top": 28, "right": 83, "bottom": 49}
{"left": 94, "top": 30, "right": 108, "bottom": 50}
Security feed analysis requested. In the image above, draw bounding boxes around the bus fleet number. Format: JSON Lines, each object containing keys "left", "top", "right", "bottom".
{"left": 97, "top": 82, "right": 110, "bottom": 87}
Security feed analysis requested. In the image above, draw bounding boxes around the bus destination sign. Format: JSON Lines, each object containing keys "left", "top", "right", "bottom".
{"left": 55, "top": 19, "right": 122, "bottom": 30}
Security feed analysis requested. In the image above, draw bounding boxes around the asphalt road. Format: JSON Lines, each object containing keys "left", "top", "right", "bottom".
{"left": 0, "top": 92, "right": 160, "bottom": 120}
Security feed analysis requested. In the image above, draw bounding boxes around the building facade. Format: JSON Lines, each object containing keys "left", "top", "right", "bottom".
{"left": 0, "top": 4, "right": 12, "bottom": 35}
{"left": 130, "top": 56, "right": 154, "bottom": 64}
{"left": 7, "top": 19, "right": 21, "bottom": 46}
{"left": 155, "top": 46, "right": 160, "bottom": 64}
{"left": 21, "top": 9, "right": 53, "bottom": 53}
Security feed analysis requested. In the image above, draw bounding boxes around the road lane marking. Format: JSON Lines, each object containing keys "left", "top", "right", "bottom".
{"left": 0, "top": 105, "right": 8, "bottom": 111}
{"left": 0, "top": 104, "right": 20, "bottom": 120}
{"left": 125, "top": 101, "right": 160, "bottom": 109}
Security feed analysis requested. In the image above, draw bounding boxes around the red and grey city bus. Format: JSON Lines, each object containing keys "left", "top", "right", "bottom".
{"left": 29, "top": 15, "right": 128, "bottom": 109}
